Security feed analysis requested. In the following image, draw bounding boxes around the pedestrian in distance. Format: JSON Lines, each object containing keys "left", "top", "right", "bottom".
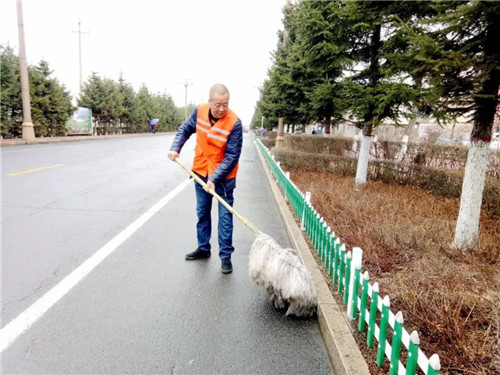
{"left": 149, "top": 118, "right": 159, "bottom": 134}
{"left": 167, "top": 83, "right": 243, "bottom": 274}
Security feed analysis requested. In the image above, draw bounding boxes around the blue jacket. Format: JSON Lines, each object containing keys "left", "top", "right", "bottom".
{"left": 170, "top": 105, "right": 243, "bottom": 184}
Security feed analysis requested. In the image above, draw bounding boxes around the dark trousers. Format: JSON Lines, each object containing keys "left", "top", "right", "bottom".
{"left": 194, "top": 174, "right": 236, "bottom": 259}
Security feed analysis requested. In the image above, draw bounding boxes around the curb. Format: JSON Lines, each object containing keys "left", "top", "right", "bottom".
{"left": 0, "top": 133, "right": 173, "bottom": 147}
{"left": 254, "top": 139, "right": 370, "bottom": 375}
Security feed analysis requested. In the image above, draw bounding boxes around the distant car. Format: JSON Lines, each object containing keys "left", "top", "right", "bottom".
{"left": 243, "top": 128, "right": 249, "bottom": 133}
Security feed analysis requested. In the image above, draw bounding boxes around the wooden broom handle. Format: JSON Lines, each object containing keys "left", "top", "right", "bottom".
{"left": 174, "top": 158, "right": 260, "bottom": 235}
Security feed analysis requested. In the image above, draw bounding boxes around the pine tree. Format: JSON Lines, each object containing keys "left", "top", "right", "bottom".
{"left": 407, "top": 0, "right": 500, "bottom": 248}
{"left": 338, "top": 0, "right": 429, "bottom": 188}
{"left": 30, "top": 60, "right": 74, "bottom": 137}
{"left": 0, "top": 45, "right": 22, "bottom": 138}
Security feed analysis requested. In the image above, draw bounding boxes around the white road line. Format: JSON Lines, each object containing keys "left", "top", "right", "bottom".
{"left": 0, "top": 178, "right": 192, "bottom": 352}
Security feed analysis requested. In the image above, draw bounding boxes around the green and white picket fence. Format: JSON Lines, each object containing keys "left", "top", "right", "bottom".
{"left": 255, "top": 137, "right": 441, "bottom": 375}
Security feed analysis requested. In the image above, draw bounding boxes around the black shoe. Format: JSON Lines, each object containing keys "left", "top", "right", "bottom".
{"left": 221, "top": 258, "right": 233, "bottom": 274}
{"left": 185, "top": 249, "right": 211, "bottom": 260}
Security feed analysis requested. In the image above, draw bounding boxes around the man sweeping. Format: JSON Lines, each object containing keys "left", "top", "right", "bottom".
{"left": 167, "top": 83, "right": 243, "bottom": 274}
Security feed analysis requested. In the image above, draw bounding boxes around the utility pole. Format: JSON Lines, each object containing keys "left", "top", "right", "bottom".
{"left": 72, "top": 20, "right": 89, "bottom": 93}
{"left": 16, "top": 0, "right": 34, "bottom": 141}
{"left": 183, "top": 78, "right": 192, "bottom": 120}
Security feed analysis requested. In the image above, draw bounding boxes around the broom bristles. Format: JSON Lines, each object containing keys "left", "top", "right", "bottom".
{"left": 249, "top": 233, "right": 318, "bottom": 317}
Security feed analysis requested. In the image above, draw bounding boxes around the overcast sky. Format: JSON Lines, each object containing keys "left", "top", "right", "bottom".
{"left": 0, "top": 0, "right": 286, "bottom": 125}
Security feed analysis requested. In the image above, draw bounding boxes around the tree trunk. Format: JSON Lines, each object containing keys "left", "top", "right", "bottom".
{"left": 355, "top": 129, "right": 373, "bottom": 189}
{"left": 453, "top": 141, "right": 489, "bottom": 249}
{"left": 324, "top": 116, "right": 331, "bottom": 135}
{"left": 276, "top": 117, "right": 285, "bottom": 148}
{"left": 454, "top": 14, "right": 500, "bottom": 249}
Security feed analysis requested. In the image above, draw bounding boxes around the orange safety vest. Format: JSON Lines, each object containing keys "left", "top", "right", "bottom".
{"left": 193, "top": 103, "right": 239, "bottom": 180}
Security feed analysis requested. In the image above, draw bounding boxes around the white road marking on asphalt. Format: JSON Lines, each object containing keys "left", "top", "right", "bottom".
{"left": 0, "top": 178, "right": 192, "bottom": 352}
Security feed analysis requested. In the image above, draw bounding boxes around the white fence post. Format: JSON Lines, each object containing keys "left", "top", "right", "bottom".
{"left": 347, "top": 247, "right": 363, "bottom": 320}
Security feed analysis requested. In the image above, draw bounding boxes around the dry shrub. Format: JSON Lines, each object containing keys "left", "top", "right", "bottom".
{"left": 285, "top": 134, "right": 354, "bottom": 156}
{"left": 281, "top": 134, "right": 500, "bottom": 177}
{"left": 260, "top": 138, "right": 276, "bottom": 149}
{"left": 291, "top": 170, "right": 500, "bottom": 374}
{"left": 273, "top": 148, "right": 500, "bottom": 218}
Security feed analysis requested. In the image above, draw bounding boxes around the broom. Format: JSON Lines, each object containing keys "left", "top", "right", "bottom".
{"left": 174, "top": 157, "right": 318, "bottom": 317}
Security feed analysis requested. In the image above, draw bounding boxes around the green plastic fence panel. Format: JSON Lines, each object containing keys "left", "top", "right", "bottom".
{"left": 333, "top": 241, "right": 342, "bottom": 285}
{"left": 318, "top": 217, "right": 324, "bottom": 255}
{"left": 318, "top": 218, "right": 323, "bottom": 257}
{"left": 301, "top": 198, "right": 307, "bottom": 232}
{"left": 323, "top": 224, "right": 328, "bottom": 265}
{"left": 367, "top": 282, "right": 379, "bottom": 348}
{"left": 308, "top": 206, "right": 314, "bottom": 238}
{"left": 328, "top": 232, "right": 335, "bottom": 275}
{"left": 406, "top": 331, "right": 419, "bottom": 375}
{"left": 312, "top": 211, "right": 316, "bottom": 247}
{"left": 306, "top": 204, "right": 312, "bottom": 236}
{"left": 315, "top": 214, "right": 321, "bottom": 251}
{"left": 343, "top": 252, "right": 352, "bottom": 303}
{"left": 427, "top": 354, "right": 441, "bottom": 375}
{"left": 256, "top": 137, "right": 436, "bottom": 375}
{"left": 376, "top": 295, "right": 391, "bottom": 367}
{"left": 324, "top": 227, "right": 331, "bottom": 267}
{"left": 358, "top": 271, "right": 370, "bottom": 332}
{"left": 308, "top": 209, "right": 313, "bottom": 243}
{"left": 389, "top": 311, "right": 404, "bottom": 375}
{"left": 351, "top": 266, "right": 361, "bottom": 320}
{"left": 323, "top": 223, "right": 328, "bottom": 261}
{"left": 338, "top": 246, "right": 346, "bottom": 294}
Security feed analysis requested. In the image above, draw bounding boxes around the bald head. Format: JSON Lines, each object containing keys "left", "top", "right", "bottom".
{"left": 209, "top": 83, "right": 230, "bottom": 100}
{"left": 208, "top": 84, "right": 230, "bottom": 119}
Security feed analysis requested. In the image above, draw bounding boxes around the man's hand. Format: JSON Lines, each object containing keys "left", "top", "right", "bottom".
{"left": 168, "top": 150, "right": 179, "bottom": 161}
{"left": 204, "top": 180, "right": 215, "bottom": 193}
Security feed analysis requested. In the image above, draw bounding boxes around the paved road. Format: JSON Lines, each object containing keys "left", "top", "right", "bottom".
{"left": 1, "top": 133, "right": 332, "bottom": 374}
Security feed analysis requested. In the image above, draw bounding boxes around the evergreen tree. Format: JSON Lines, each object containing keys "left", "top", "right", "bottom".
{"left": 78, "top": 73, "right": 124, "bottom": 134}
{"left": 129, "top": 84, "right": 153, "bottom": 133}
{"left": 30, "top": 60, "right": 74, "bottom": 137}
{"left": 161, "top": 93, "right": 183, "bottom": 131}
{"left": 338, "top": 0, "right": 426, "bottom": 187}
{"left": 148, "top": 92, "right": 181, "bottom": 132}
{"left": 291, "top": 0, "right": 350, "bottom": 134}
{"left": 1, "top": 47, "right": 74, "bottom": 138}
{"left": 117, "top": 74, "right": 136, "bottom": 134}
{"left": 407, "top": 0, "right": 500, "bottom": 248}
{"left": 1, "top": 45, "right": 22, "bottom": 138}
{"left": 260, "top": 4, "right": 312, "bottom": 131}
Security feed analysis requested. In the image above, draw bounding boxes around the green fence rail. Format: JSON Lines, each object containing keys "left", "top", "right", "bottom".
{"left": 255, "top": 137, "right": 441, "bottom": 375}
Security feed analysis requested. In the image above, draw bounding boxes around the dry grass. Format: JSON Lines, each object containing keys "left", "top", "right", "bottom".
{"left": 291, "top": 170, "right": 500, "bottom": 374}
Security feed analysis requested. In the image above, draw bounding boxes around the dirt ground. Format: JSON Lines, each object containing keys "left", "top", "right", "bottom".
{"left": 290, "top": 170, "right": 500, "bottom": 374}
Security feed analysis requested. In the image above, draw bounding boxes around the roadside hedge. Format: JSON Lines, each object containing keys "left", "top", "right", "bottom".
{"left": 272, "top": 147, "right": 500, "bottom": 218}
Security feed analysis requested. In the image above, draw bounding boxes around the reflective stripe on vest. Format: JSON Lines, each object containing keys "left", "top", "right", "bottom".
{"left": 193, "top": 103, "right": 239, "bottom": 179}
